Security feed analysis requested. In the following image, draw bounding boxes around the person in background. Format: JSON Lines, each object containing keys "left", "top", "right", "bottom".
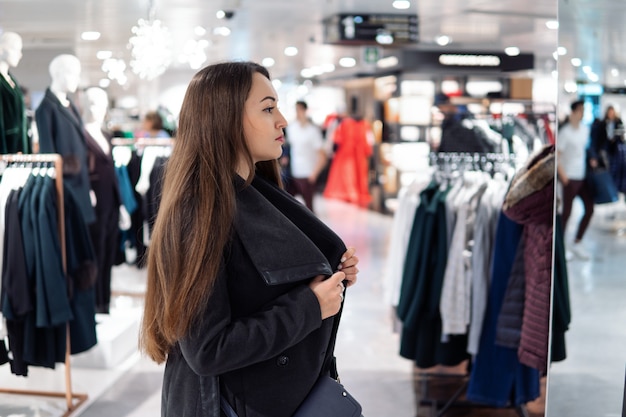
{"left": 284, "top": 100, "right": 327, "bottom": 212}
{"left": 137, "top": 110, "right": 171, "bottom": 138}
{"left": 557, "top": 99, "right": 594, "bottom": 260}
{"left": 589, "top": 104, "right": 624, "bottom": 170}
{"left": 139, "top": 61, "right": 360, "bottom": 417}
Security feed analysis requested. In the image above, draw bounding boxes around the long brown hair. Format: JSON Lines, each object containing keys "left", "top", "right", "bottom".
{"left": 140, "top": 61, "right": 282, "bottom": 363}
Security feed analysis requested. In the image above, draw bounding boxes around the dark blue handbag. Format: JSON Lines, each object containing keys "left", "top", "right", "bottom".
{"left": 292, "top": 375, "right": 362, "bottom": 417}
{"left": 588, "top": 168, "right": 619, "bottom": 204}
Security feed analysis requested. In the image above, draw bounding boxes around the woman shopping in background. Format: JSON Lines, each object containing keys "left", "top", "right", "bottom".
{"left": 139, "top": 61, "right": 360, "bottom": 417}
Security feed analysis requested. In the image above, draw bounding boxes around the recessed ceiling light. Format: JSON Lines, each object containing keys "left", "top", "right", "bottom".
{"left": 571, "top": 58, "right": 582, "bottom": 67}
{"left": 194, "top": 26, "right": 207, "bottom": 36}
{"left": 339, "top": 57, "right": 356, "bottom": 68}
{"left": 392, "top": 0, "right": 411, "bottom": 10}
{"left": 435, "top": 35, "right": 451, "bottom": 46}
{"left": 81, "top": 31, "right": 101, "bottom": 41}
{"left": 546, "top": 20, "right": 559, "bottom": 30}
{"left": 557, "top": 47, "right": 567, "bottom": 55}
{"left": 213, "top": 27, "right": 231, "bottom": 36}
{"left": 284, "top": 46, "right": 298, "bottom": 56}
{"left": 504, "top": 47, "right": 520, "bottom": 56}
{"left": 262, "top": 57, "right": 275, "bottom": 67}
{"left": 216, "top": 10, "right": 225, "bottom": 19}
{"left": 96, "top": 50, "right": 113, "bottom": 60}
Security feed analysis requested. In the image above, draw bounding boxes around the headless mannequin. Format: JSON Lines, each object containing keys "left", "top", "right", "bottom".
{"left": 81, "top": 87, "right": 130, "bottom": 314}
{"left": 0, "top": 31, "right": 30, "bottom": 154}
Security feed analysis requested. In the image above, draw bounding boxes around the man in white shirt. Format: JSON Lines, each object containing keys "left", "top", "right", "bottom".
{"left": 284, "top": 101, "right": 327, "bottom": 212}
{"left": 557, "top": 99, "right": 594, "bottom": 260}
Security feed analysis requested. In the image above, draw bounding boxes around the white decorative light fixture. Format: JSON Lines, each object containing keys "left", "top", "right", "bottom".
{"left": 128, "top": 1, "right": 173, "bottom": 80}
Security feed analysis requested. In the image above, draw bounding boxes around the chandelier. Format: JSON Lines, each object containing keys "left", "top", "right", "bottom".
{"left": 128, "top": 5, "right": 173, "bottom": 80}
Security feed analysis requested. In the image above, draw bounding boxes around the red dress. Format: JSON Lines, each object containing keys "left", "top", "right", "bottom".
{"left": 323, "top": 117, "right": 373, "bottom": 207}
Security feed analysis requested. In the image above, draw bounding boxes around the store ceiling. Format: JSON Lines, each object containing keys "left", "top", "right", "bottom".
{"left": 3, "top": 0, "right": 625, "bottom": 98}
{"left": 1, "top": 0, "right": 560, "bottom": 94}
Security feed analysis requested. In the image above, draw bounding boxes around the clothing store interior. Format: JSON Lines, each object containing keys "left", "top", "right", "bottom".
{"left": 0, "top": 0, "right": 625, "bottom": 416}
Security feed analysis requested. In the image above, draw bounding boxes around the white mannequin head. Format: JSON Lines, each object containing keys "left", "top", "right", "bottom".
{"left": 83, "top": 87, "right": 109, "bottom": 125}
{"left": 49, "top": 54, "right": 81, "bottom": 94}
{"left": 0, "top": 32, "right": 23, "bottom": 71}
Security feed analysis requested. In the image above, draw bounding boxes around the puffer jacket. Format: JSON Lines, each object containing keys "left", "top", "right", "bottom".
{"left": 502, "top": 144, "right": 555, "bottom": 373}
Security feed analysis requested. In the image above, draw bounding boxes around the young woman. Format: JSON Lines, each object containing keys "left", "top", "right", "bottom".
{"left": 140, "top": 61, "right": 359, "bottom": 417}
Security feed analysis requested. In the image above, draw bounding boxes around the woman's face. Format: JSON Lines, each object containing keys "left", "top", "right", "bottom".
{"left": 243, "top": 72, "right": 287, "bottom": 164}
{"left": 607, "top": 107, "right": 616, "bottom": 120}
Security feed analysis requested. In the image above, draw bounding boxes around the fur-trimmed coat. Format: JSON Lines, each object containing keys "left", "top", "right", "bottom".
{"left": 502, "top": 144, "right": 555, "bottom": 373}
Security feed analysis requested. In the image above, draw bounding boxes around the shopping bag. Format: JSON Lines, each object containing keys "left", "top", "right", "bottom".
{"left": 588, "top": 168, "right": 619, "bottom": 204}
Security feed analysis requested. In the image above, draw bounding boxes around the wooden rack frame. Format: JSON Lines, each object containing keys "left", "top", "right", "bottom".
{"left": 0, "top": 153, "right": 88, "bottom": 416}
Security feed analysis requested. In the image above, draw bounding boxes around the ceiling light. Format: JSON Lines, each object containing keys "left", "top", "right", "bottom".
{"left": 504, "top": 47, "right": 520, "bottom": 57}
{"left": 321, "top": 63, "right": 336, "bottom": 73}
{"left": 557, "top": 46, "right": 567, "bottom": 55}
{"left": 96, "top": 50, "right": 113, "bottom": 60}
{"left": 546, "top": 20, "right": 559, "bottom": 30}
{"left": 588, "top": 73, "right": 599, "bottom": 82}
{"left": 213, "top": 26, "right": 231, "bottom": 36}
{"left": 300, "top": 68, "right": 315, "bottom": 78}
{"left": 571, "top": 58, "right": 582, "bottom": 67}
{"left": 392, "top": 0, "right": 411, "bottom": 9}
{"left": 564, "top": 81, "right": 578, "bottom": 93}
{"left": 99, "top": 79, "right": 111, "bottom": 88}
{"left": 377, "top": 56, "right": 398, "bottom": 68}
{"left": 435, "top": 35, "right": 451, "bottom": 46}
{"left": 582, "top": 65, "right": 592, "bottom": 73}
{"left": 81, "top": 31, "right": 101, "bottom": 41}
{"left": 216, "top": 10, "right": 225, "bottom": 19}
{"left": 129, "top": 18, "right": 173, "bottom": 80}
{"left": 262, "top": 57, "right": 275, "bottom": 67}
{"left": 284, "top": 46, "right": 298, "bottom": 56}
{"left": 194, "top": 26, "right": 207, "bottom": 36}
{"left": 375, "top": 31, "right": 394, "bottom": 45}
{"left": 339, "top": 57, "right": 356, "bottom": 68}
{"left": 612, "top": 68, "right": 619, "bottom": 77}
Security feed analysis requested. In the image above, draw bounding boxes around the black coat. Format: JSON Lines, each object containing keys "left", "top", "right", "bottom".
{"left": 161, "top": 174, "right": 347, "bottom": 417}
{"left": 35, "top": 89, "right": 96, "bottom": 225}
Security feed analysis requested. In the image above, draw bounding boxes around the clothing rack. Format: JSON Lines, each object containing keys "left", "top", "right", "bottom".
{"left": 0, "top": 153, "right": 88, "bottom": 416}
{"left": 111, "top": 137, "right": 175, "bottom": 148}
{"left": 402, "top": 151, "right": 532, "bottom": 416}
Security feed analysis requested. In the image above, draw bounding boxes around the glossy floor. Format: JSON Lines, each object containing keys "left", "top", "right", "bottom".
{"left": 1, "top": 195, "right": 624, "bottom": 416}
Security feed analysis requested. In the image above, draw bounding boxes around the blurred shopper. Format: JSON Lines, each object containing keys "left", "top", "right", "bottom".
{"left": 557, "top": 99, "right": 594, "bottom": 260}
{"left": 590, "top": 105, "right": 626, "bottom": 191}
{"left": 284, "top": 100, "right": 327, "bottom": 212}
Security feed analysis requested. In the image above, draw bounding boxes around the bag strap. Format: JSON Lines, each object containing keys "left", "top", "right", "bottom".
{"left": 324, "top": 285, "right": 347, "bottom": 381}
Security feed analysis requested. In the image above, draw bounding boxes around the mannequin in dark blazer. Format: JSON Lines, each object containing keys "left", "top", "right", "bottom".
{"left": 35, "top": 54, "right": 96, "bottom": 225}
{"left": 0, "top": 31, "right": 31, "bottom": 154}
{"left": 82, "top": 87, "right": 130, "bottom": 314}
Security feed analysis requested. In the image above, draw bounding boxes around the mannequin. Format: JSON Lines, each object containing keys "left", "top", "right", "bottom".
{"left": 82, "top": 87, "right": 131, "bottom": 314}
{"left": 35, "top": 54, "right": 96, "bottom": 225}
{"left": 0, "top": 31, "right": 31, "bottom": 154}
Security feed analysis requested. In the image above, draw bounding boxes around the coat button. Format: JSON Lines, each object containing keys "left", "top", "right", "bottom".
{"left": 277, "top": 355, "right": 289, "bottom": 367}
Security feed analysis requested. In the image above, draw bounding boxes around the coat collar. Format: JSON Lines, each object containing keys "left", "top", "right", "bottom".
{"left": 233, "top": 174, "right": 346, "bottom": 286}
{"left": 42, "top": 88, "right": 85, "bottom": 133}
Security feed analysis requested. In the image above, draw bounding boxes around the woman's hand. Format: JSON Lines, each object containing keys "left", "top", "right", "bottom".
{"left": 309, "top": 272, "right": 346, "bottom": 320}
{"left": 337, "top": 247, "right": 359, "bottom": 288}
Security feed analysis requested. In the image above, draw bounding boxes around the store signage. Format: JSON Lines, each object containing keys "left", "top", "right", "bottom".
{"left": 438, "top": 54, "right": 501, "bottom": 67}
{"left": 401, "top": 50, "right": 534, "bottom": 73}
{"left": 323, "top": 13, "right": 419, "bottom": 46}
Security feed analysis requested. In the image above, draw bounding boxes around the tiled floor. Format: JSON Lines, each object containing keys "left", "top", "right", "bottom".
{"left": 1, "top": 194, "right": 625, "bottom": 416}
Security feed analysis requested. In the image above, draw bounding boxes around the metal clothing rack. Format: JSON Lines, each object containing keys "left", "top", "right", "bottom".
{"left": 0, "top": 153, "right": 88, "bottom": 416}
{"left": 111, "top": 137, "right": 175, "bottom": 148}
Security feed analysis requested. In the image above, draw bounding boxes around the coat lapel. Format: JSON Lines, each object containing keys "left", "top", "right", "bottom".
{"left": 234, "top": 175, "right": 345, "bottom": 286}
